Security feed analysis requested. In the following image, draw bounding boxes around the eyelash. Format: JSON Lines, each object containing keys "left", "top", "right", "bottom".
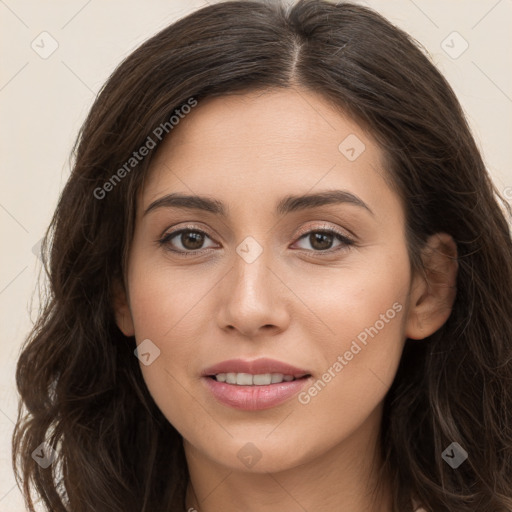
{"left": 157, "top": 224, "right": 355, "bottom": 257}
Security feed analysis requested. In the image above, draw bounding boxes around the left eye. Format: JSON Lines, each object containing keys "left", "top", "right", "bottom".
{"left": 293, "top": 229, "right": 354, "bottom": 252}
{"left": 158, "top": 227, "right": 354, "bottom": 255}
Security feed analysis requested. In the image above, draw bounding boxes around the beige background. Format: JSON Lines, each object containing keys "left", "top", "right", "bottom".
{"left": 1, "top": 0, "right": 511, "bottom": 509}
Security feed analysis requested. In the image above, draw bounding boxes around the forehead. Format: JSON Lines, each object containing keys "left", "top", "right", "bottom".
{"left": 141, "top": 88, "right": 396, "bottom": 220}
{"left": 157, "top": 88, "right": 368, "bottom": 157}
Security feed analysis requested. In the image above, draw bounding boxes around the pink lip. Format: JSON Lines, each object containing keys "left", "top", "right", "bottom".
{"left": 201, "top": 358, "right": 312, "bottom": 411}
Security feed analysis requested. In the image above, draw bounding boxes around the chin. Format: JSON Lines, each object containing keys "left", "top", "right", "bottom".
{"left": 193, "top": 434, "right": 317, "bottom": 474}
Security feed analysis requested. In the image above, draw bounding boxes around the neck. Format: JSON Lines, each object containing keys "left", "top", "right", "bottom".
{"left": 183, "top": 405, "right": 393, "bottom": 512}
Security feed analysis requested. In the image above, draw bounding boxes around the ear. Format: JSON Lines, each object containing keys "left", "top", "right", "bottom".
{"left": 405, "top": 233, "right": 458, "bottom": 340}
{"left": 112, "top": 279, "right": 135, "bottom": 337}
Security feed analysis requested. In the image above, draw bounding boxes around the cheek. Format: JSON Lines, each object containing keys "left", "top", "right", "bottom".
{"left": 125, "top": 252, "right": 222, "bottom": 432}
{"left": 127, "top": 251, "right": 214, "bottom": 342}
{"left": 290, "top": 242, "right": 410, "bottom": 354}
{"left": 292, "top": 249, "right": 410, "bottom": 437}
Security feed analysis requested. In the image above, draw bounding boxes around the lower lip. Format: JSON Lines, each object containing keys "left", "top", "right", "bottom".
{"left": 203, "top": 377, "right": 311, "bottom": 411}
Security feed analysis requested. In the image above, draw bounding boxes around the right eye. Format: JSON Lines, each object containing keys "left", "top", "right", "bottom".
{"left": 158, "top": 227, "right": 219, "bottom": 255}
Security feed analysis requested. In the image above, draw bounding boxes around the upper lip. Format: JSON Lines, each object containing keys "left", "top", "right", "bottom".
{"left": 202, "top": 358, "right": 311, "bottom": 378}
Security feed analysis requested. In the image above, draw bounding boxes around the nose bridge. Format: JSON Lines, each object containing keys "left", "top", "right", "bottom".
{"left": 230, "top": 201, "right": 274, "bottom": 282}
{"left": 216, "top": 232, "right": 288, "bottom": 335}
{"left": 231, "top": 234, "right": 274, "bottom": 305}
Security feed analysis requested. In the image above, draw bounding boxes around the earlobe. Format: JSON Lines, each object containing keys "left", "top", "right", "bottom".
{"left": 405, "top": 233, "right": 458, "bottom": 340}
{"left": 112, "top": 280, "right": 135, "bottom": 337}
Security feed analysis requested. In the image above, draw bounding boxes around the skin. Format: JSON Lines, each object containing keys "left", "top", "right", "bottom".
{"left": 115, "top": 88, "right": 458, "bottom": 512}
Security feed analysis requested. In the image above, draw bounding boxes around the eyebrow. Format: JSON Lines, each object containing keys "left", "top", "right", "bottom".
{"left": 143, "top": 190, "right": 373, "bottom": 217}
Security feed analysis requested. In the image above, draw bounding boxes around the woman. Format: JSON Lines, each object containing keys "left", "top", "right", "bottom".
{"left": 12, "top": 1, "right": 512, "bottom": 511}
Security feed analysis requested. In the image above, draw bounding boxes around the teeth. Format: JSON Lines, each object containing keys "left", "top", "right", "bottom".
{"left": 237, "top": 373, "right": 253, "bottom": 385}
{"left": 214, "top": 372, "right": 298, "bottom": 385}
{"left": 253, "top": 374, "right": 271, "bottom": 385}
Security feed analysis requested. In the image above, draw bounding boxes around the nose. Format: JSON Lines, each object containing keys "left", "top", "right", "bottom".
{"left": 216, "top": 248, "right": 291, "bottom": 339}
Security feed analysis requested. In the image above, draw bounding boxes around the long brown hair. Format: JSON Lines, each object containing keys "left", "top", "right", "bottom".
{"left": 13, "top": 1, "right": 512, "bottom": 510}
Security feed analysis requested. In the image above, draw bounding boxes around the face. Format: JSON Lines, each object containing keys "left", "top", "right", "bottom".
{"left": 116, "top": 88, "right": 427, "bottom": 474}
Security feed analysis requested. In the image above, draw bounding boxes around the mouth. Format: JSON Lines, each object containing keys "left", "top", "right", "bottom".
{"left": 201, "top": 358, "right": 312, "bottom": 410}
{"left": 208, "top": 372, "right": 310, "bottom": 385}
